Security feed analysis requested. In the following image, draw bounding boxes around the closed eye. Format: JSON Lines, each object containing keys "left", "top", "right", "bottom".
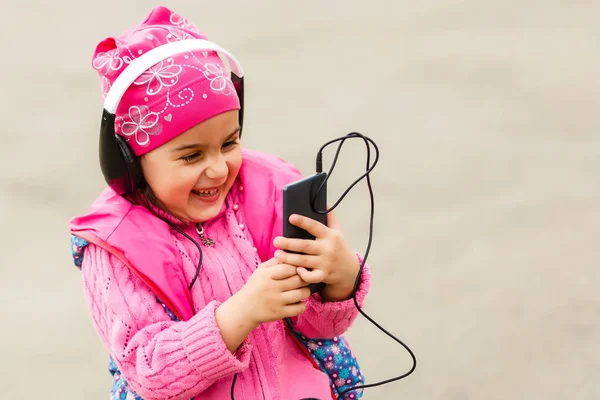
{"left": 180, "top": 152, "right": 201, "bottom": 163}
{"left": 179, "top": 137, "right": 238, "bottom": 163}
{"left": 222, "top": 139, "right": 239, "bottom": 149}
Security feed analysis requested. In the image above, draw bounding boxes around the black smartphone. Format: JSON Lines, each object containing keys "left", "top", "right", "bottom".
{"left": 283, "top": 172, "right": 328, "bottom": 294}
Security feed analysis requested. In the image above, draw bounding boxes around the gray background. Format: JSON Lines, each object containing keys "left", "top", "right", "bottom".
{"left": 1, "top": 1, "right": 598, "bottom": 398}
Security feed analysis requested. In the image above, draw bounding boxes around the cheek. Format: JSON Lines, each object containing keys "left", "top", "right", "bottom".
{"left": 226, "top": 149, "right": 243, "bottom": 181}
{"left": 144, "top": 162, "right": 195, "bottom": 202}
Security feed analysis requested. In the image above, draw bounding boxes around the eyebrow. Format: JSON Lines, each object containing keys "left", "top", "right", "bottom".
{"left": 171, "top": 126, "right": 241, "bottom": 152}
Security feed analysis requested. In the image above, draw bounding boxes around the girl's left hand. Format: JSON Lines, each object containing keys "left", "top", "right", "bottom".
{"left": 273, "top": 211, "right": 360, "bottom": 301}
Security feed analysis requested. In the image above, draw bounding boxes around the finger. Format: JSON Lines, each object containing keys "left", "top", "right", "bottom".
{"left": 283, "top": 301, "right": 307, "bottom": 318}
{"left": 281, "top": 287, "right": 312, "bottom": 304}
{"left": 289, "top": 214, "right": 328, "bottom": 238}
{"left": 273, "top": 236, "right": 320, "bottom": 255}
{"left": 268, "top": 264, "right": 298, "bottom": 280}
{"left": 274, "top": 250, "right": 319, "bottom": 270}
{"left": 326, "top": 209, "right": 342, "bottom": 231}
{"left": 278, "top": 274, "right": 309, "bottom": 292}
{"left": 260, "top": 257, "right": 279, "bottom": 268}
{"left": 296, "top": 267, "right": 325, "bottom": 284}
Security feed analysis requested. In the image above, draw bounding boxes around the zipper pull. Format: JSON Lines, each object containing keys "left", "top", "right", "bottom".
{"left": 195, "top": 223, "right": 215, "bottom": 247}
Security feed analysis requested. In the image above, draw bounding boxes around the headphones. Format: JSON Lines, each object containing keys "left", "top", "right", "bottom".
{"left": 98, "top": 39, "right": 245, "bottom": 195}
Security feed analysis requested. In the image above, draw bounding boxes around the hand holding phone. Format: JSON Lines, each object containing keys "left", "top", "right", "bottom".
{"left": 282, "top": 173, "right": 328, "bottom": 293}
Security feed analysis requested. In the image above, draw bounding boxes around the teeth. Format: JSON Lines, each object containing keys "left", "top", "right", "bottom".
{"left": 193, "top": 188, "right": 218, "bottom": 196}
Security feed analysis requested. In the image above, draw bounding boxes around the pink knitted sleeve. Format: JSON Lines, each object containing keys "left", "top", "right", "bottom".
{"left": 81, "top": 244, "right": 252, "bottom": 400}
{"left": 292, "top": 253, "right": 372, "bottom": 339}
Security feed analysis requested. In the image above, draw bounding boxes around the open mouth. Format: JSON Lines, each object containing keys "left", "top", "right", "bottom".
{"left": 192, "top": 187, "right": 220, "bottom": 197}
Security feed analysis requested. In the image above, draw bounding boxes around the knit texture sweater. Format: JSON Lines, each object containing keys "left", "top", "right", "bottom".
{"left": 80, "top": 182, "right": 371, "bottom": 399}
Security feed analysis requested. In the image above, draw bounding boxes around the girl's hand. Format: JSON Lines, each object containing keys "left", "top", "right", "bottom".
{"left": 237, "top": 258, "right": 312, "bottom": 326}
{"left": 272, "top": 211, "right": 360, "bottom": 302}
{"left": 217, "top": 258, "right": 310, "bottom": 353}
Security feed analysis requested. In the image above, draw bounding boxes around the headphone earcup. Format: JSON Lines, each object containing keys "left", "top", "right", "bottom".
{"left": 115, "top": 134, "right": 144, "bottom": 191}
{"left": 232, "top": 73, "right": 244, "bottom": 137}
{"left": 99, "top": 109, "right": 144, "bottom": 194}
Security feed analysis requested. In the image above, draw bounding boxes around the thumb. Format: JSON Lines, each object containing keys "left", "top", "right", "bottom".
{"left": 297, "top": 267, "right": 325, "bottom": 284}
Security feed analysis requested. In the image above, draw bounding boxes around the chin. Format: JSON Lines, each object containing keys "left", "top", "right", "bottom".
{"left": 187, "top": 194, "right": 227, "bottom": 223}
{"left": 189, "top": 210, "right": 220, "bottom": 223}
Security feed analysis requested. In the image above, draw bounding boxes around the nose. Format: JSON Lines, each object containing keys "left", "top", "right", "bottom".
{"left": 205, "top": 153, "right": 229, "bottom": 181}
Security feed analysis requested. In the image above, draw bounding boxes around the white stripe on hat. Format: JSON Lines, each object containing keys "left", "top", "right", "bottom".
{"left": 104, "top": 39, "right": 243, "bottom": 114}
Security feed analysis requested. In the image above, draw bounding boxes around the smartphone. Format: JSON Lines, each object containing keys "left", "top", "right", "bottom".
{"left": 283, "top": 172, "right": 328, "bottom": 294}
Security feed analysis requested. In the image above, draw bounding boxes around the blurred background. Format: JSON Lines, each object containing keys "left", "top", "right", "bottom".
{"left": 1, "top": 1, "right": 599, "bottom": 398}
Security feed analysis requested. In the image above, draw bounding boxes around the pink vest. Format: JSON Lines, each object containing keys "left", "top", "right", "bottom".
{"left": 69, "top": 148, "right": 365, "bottom": 399}
{"left": 69, "top": 148, "right": 302, "bottom": 322}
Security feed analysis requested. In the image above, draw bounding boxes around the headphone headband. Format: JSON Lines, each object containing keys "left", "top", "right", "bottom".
{"left": 104, "top": 39, "right": 244, "bottom": 113}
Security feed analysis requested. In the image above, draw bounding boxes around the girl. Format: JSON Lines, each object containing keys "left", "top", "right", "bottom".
{"left": 70, "top": 6, "right": 370, "bottom": 400}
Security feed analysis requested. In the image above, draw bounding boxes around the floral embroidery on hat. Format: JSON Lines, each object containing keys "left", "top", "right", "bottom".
{"left": 101, "top": 76, "right": 112, "bottom": 99}
{"left": 169, "top": 11, "right": 201, "bottom": 34}
{"left": 93, "top": 48, "right": 124, "bottom": 73}
{"left": 170, "top": 12, "right": 191, "bottom": 29}
{"left": 204, "top": 63, "right": 235, "bottom": 95}
{"left": 134, "top": 58, "right": 183, "bottom": 96}
{"left": 93, "top": 5, "right": 241, "bottom": 155}
{"left": 120, "top": 105, "right": 162, "bottom": 146}
{"left": 166, "top": 27, "right": 194, "bottom": 43}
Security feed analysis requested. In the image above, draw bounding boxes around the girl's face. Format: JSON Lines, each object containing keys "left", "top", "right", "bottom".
{"left": 140, "top": 110, "right": 242, "bottom": 223}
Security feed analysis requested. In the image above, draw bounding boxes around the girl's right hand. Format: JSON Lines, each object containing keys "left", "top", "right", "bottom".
{"left": 239, "top": 258, "right": 312, "bottom": 326}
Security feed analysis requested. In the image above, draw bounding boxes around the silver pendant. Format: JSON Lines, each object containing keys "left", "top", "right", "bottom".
{"left": 196, "top": 224, "right": 215, "bottom": 247}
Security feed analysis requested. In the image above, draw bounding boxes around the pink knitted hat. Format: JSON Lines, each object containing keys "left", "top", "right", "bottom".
{"left": 92, "top": 6, "right": 241, "bottom": 156}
